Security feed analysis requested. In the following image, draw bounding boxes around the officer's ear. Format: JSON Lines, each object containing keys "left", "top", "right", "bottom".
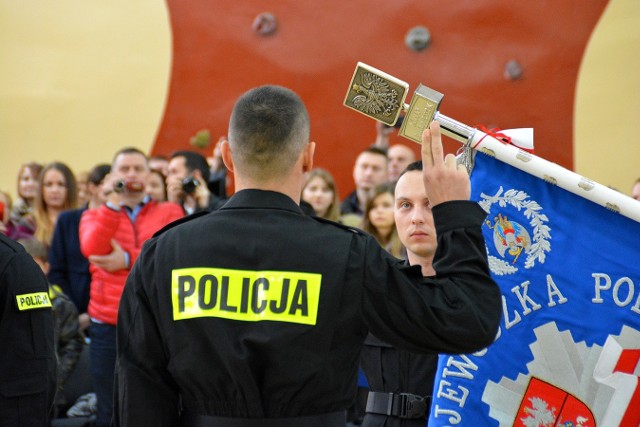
{"left": 220, "top": 140, "right": 235, "bottom": 173}
{"left": 302, "top": 141, "right": 315, "bottom": 173}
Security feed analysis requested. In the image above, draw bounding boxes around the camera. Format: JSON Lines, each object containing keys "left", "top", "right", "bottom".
{"left": 182, "top": 176, "right": 200, "bottom": 194}
{"left": 114, "top": 180, "right": 144, "bottom": 193}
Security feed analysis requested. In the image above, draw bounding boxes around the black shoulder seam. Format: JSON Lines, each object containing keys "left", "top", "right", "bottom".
{"left": 153, "top": 210, "right": 210, "bottom": 237}
{"left": 312, "top": 216, "right": 364, "bottom": 235}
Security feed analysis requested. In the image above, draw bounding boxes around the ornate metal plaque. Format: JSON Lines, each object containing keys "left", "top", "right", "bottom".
{"left": 343, "top": 62, "right": 409, "bottom": 126}
{"left": 344, "top": 62, "right": 475, "bottom": 144}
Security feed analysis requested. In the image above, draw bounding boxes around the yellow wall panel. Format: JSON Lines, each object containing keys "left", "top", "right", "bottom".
{"left": 0, "top": 0, "right": 171, "bottom": 197}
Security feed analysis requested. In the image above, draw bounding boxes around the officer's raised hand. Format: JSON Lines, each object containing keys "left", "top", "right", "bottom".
{"left": 421, "top": 121, "right": 470, "bottom": 206}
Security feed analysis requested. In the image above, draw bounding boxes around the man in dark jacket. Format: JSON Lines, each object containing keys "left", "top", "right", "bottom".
{"left": 0, "top": 233, "right": 57, "bottom": 426}
{"left": 166, "top": 150, "right": 227, "bottom": 214}
{"left": 114, "top": 85, "right": 502, "bottom": 426}
{"left": 340, "top": 145, "right": 388, "bottom": 217}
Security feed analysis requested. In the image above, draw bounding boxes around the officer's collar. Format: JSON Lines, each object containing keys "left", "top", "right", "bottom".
{"left": 221, "top": 189, "right": 304, "bottom": 214}
{"left": 397, "top": 259, "right": 426, "bottom": 279}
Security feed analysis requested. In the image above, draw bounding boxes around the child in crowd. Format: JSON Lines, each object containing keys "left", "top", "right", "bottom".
{"left": 17, "top": 237, "right": 85, "bottom": 417}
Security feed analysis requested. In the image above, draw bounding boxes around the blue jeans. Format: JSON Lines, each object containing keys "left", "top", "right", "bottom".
{"left": 90, "top": 321, "right": 117, "bottom": 427}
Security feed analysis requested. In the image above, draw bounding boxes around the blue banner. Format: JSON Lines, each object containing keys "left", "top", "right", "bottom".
{"left": 429, "top": 152, "right": 640, "bottom": 426}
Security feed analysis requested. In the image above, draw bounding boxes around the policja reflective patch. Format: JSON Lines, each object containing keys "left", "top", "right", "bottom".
{"left": 172, "top": 267, "right": 322, "bottom": 325}
{"left": 15, "top": 292, "right": 53, "bottom": 311}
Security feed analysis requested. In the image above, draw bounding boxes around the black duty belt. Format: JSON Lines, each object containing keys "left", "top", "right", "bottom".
{"left": 365, "top": 391, "right": 431, "bottom": 419}
{"left": 180, "top": 410, "right": 346, "bottom": 427}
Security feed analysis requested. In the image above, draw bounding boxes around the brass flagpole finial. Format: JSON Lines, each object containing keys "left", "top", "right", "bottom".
{"left": 344, "top": 62, "right": 476, "bottom": 145}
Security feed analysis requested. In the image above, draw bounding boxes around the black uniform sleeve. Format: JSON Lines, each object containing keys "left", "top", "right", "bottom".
{"left": 114, "top": 238, "right": 180, "bottom": 427}
{"left": 361, "top": 200, "right": 502, "bottom": 354}
{"left": 0, "top": 242, "right": 57, "bottom": 426}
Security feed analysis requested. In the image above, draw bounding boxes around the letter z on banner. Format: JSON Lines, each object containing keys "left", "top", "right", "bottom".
{"left": 428, "top": 152, "right": 640, "bottom": 426}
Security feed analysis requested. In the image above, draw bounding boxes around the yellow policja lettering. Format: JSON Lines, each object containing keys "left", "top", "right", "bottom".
{"left": 172, "top": 267, "right": 322, "bottom": 325}
{"left": 15, "top": 292, "right": 52, "bottom": 311}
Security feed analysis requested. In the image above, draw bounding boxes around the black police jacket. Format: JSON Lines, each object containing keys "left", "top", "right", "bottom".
{"left": 361, "top": 331, "right": 438, "bottom": 426}
{"left": 0, "top": 234, "right": 57, "bottom": 426}
{"left": 114, "top": 189, "right": 501, "bottom": 426}
{"left": 360, "top": 264, "right": 447, "bottom": 427}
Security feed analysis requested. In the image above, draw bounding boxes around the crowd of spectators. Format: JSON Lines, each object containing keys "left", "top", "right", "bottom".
{"left": 0, "top": 121, "right": 419, "bottom": 423}
{"left": 1, "top": 120, "right": 637, "bottom": 426}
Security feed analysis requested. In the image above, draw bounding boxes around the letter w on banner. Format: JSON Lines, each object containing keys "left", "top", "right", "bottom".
{"left": 429, "top": 142, "right": 640, "bottom": 426}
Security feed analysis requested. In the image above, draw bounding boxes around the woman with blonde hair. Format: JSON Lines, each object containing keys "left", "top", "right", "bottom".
{"left": 13, "top": 162, "right": 43, "bottom": 215}
{"left": 360, "top": 182, "right": 404, "bottom": 259}
{"left": 8, "top": 162, "right": 43, "bottom": 239}
{"left": 33, "top": 162, "right": 78, "bottom": 248}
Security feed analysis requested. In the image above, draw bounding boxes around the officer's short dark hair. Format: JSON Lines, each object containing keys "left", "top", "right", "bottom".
{"left": 228, "top": 85, "right": 310, "bottom": 181}
{"left": 170, "top": 150, "right": 211, "bottom": 182}
{"left": 397, "top": 160, "right": 423, "bottom": 180}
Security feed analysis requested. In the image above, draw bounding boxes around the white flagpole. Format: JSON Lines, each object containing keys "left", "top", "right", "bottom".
{"left": 342, "top": 62, "right": 640, "bottom": 223}
{"left": 467, "top": 129, "right": 640, "bottom": 223}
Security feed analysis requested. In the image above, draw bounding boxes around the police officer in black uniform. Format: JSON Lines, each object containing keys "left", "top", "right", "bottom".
{"left": 361, "top": 161, "right": 446, "bottom": 426}
{"left": 114, "top": 85, "right": 502, "bottom": 427}
{"left": 0, "top": 233, "right": 57, "bottom": 426}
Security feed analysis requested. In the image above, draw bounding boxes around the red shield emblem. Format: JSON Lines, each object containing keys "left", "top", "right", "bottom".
{"left": 514, "top": 377, "right": 595, "bottom": 427}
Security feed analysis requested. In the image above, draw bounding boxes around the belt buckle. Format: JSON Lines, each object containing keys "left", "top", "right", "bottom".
{"left": 398, "top": 393, "right": 427, "bottom": 419}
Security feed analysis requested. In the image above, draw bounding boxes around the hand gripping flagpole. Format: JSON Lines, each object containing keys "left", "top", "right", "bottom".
{"left": 343, "top": 62, "right": 640, "bottom": 223}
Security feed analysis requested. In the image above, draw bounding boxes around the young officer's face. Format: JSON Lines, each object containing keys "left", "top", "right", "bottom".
{"left": 394, "top": 170, "right": 437, "bottom": 259}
